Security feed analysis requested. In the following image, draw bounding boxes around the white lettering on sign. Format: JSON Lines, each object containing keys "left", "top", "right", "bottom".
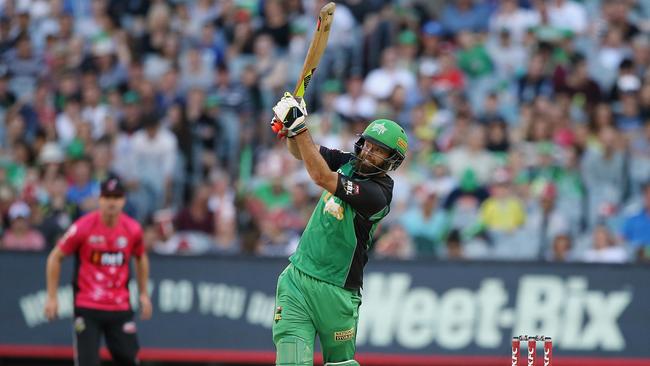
{"left": 19, "top": 286, "right": 73, "bottom": 327}
{"left": 246, "top": 291, "right": 275, "bottom": 328}
{"left": 358, "top": 273, "right": 633, "bottom": 351}
{"left": 197, "top": 282, "right": 247, "bottom": 319}
{"left": 158, "top": 279, "right": 193, "bottom": 313}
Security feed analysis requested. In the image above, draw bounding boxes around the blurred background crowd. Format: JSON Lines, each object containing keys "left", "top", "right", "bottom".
{"left": 0, "top": 0, "right": 649, "bottom": 263}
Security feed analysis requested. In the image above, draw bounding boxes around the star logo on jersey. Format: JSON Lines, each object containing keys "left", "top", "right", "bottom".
{"left": 370, "top": 122, "right": 387, "bottom": 135}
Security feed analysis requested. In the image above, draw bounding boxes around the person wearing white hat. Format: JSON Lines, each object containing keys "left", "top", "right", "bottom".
{"left": 0, "top": 201, "right": 45, "bottom": 251}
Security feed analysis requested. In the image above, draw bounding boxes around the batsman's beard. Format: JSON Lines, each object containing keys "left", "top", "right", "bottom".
{"left": 353, "top": 155, "right": 385, "bottom": 176}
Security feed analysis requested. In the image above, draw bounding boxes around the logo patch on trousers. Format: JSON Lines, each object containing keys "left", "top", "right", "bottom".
{"left": 274, "top": 306, "right": 282, "bottom": 322}
{"left": 334, "top": 327, "right": 355, "bottom": 341}
{"left": 123, "top": 321, "right": 137, "bottom": 334}
{"left": 74, "top": 317, "right": 85, "bottom": 333}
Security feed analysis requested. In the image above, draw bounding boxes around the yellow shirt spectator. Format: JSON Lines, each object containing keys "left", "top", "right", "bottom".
{"left": 479, "top": 197, "right": 526, "bottom": 232}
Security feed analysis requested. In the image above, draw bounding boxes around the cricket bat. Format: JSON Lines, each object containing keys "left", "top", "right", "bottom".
{"left": 271, "top": 2, "right": 335, "bottom": 135}
{"left": 293, "top": 2, "right": 336, "bottom": 99}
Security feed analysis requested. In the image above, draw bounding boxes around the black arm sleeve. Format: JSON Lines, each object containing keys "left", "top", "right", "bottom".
{"left": 334, "top": 174, "right": 390, "bottom": 219}
{"left": 319, "top": 146, "right": 353, "bottom": 172}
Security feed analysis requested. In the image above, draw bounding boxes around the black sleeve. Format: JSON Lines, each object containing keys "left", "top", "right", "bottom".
{"left": 319, "top": 146, "right": 353, "bottom": 172}
{"left": 334, "top": 174, "right": 389, "bottom": 219}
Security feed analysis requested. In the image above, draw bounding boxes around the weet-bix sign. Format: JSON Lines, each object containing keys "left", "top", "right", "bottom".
{"left": 0, "top": 253, "right": 648, "bottom": 360}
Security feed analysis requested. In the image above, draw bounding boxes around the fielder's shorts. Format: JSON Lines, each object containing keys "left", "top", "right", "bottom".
{"left": 73, "top": 307, "right": 139, "bottom": 366}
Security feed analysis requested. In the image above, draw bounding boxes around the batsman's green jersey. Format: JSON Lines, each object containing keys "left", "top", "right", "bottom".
{"left": 273, "top": 146, "right": 393, "bottom": 365}
{"left": 289, "top": 146, "right": 393, "bottom": 289}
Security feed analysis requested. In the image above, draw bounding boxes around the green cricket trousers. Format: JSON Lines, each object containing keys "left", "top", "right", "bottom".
{"left": 272, "top": 264, "right": 362, "bottom": 366}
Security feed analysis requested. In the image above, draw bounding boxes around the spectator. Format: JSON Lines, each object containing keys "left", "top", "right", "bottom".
{"left": 621, "top": 182, "right": 650, "bottom": 261}
{"left": 440, "top": 0, "right": 490, "bottom": 35}
{"left": 443, "top": 229, "right": 464, "bottom": 260}
{"left": 1, "top": 201, "right": 45, "bottom": 251}
{"left": 479, "top": 168, "right": 526, "bottom": 233}
{"left": 555, "top": 54, "right": 602, "bottom": 109}
{"left": 487, "top": 29, "right": 527, "bottom": 81}
{"left": 37, "top": 173, "right": 79, "bottom": 247}
{"left": 400, "top": 184, "right": 448, "bottom": 257}
{"left": 447, "top": 125, "right": 499, "bottom": 184}
{"left": 581, "top": 126, "right": 626, "bottom": 227}
{"left": 335, "top": 73, "right": 377, "bottom": 121}
{"left": 456, "top": 31, "right": 493, "bottom": 80}
{"left": 518, "top": 54, "right": 554, "bottom": 103}
{"left": 179, "top": 45, "right": 214, "bottom": 92}
{"left": 444, "top": 169, "right": 490, "bottom": 232}
{"left": 3, "top": 35, "right": 43, "bottom": 98}
{"left": 549, "top": 233, "right": 574, "bottom": 262}
{"left": 581, "top": 224, "right": 628, "bottom": 263}
{"left": 546, "top": 0, "right": 587, "bottom": 35}
{"left": 373, "top": 224, "right": 415, "bottom": 260}
{"left": 364, "top": 47, "right": 416, "bottom": 100}
{"left": 174, "top": 183, "right": 214, "bottom": 235}
{"left": 488, "top": 0, "right": 539, "bottom": 43}
{"left": 525, "top": 183, "right": 570, "bottom": 258}
{"left": 65, "top": 156, "right": 99, "bottom": 213}
{"left": 131, "top": 113, "right": 178, "bottom": 218}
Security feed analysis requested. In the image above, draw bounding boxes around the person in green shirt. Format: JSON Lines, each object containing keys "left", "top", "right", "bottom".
{"left": 269, "top": 92, "right": 408, "bottom": 365}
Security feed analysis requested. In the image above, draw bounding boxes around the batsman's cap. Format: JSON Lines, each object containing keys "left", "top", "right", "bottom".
{"left": 100, "top": 177, "right": 125, "bottom": 198}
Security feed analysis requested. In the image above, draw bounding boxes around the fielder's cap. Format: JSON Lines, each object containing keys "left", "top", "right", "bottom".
{"left": 100, "top": 177, "right": 125, "bottom": 197}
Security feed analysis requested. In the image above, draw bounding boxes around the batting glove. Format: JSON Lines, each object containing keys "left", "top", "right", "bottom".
{"left": 271, "top": 92, "right": 308, "bottom": 138}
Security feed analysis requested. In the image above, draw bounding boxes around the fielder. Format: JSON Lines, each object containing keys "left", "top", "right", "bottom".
{"left": 270, "top": 92, "right": 408, "bottom": 366}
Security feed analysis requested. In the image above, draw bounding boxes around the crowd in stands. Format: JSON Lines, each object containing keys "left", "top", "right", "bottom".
{"left": 0, "top": 0, "right": 649, "bottom": 263}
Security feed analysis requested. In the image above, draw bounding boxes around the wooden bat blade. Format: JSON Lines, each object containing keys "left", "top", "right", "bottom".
{"left": 293, "top": 2, "right": 336, "bottom": 98}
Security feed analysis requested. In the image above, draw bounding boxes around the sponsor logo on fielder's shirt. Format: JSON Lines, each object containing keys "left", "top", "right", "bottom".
{"left": 116, "top": 236, "right": 128, "bottom": 249}
{"left": 90, "top": 251, "right": 125, "bottom": 266}
{"left": 334, "top": 327, "right": 355, "bottom": 341}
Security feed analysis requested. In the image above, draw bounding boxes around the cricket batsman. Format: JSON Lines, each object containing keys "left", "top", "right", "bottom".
{"left": 269, "top": 92, "right": 408, "bottom": 365}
